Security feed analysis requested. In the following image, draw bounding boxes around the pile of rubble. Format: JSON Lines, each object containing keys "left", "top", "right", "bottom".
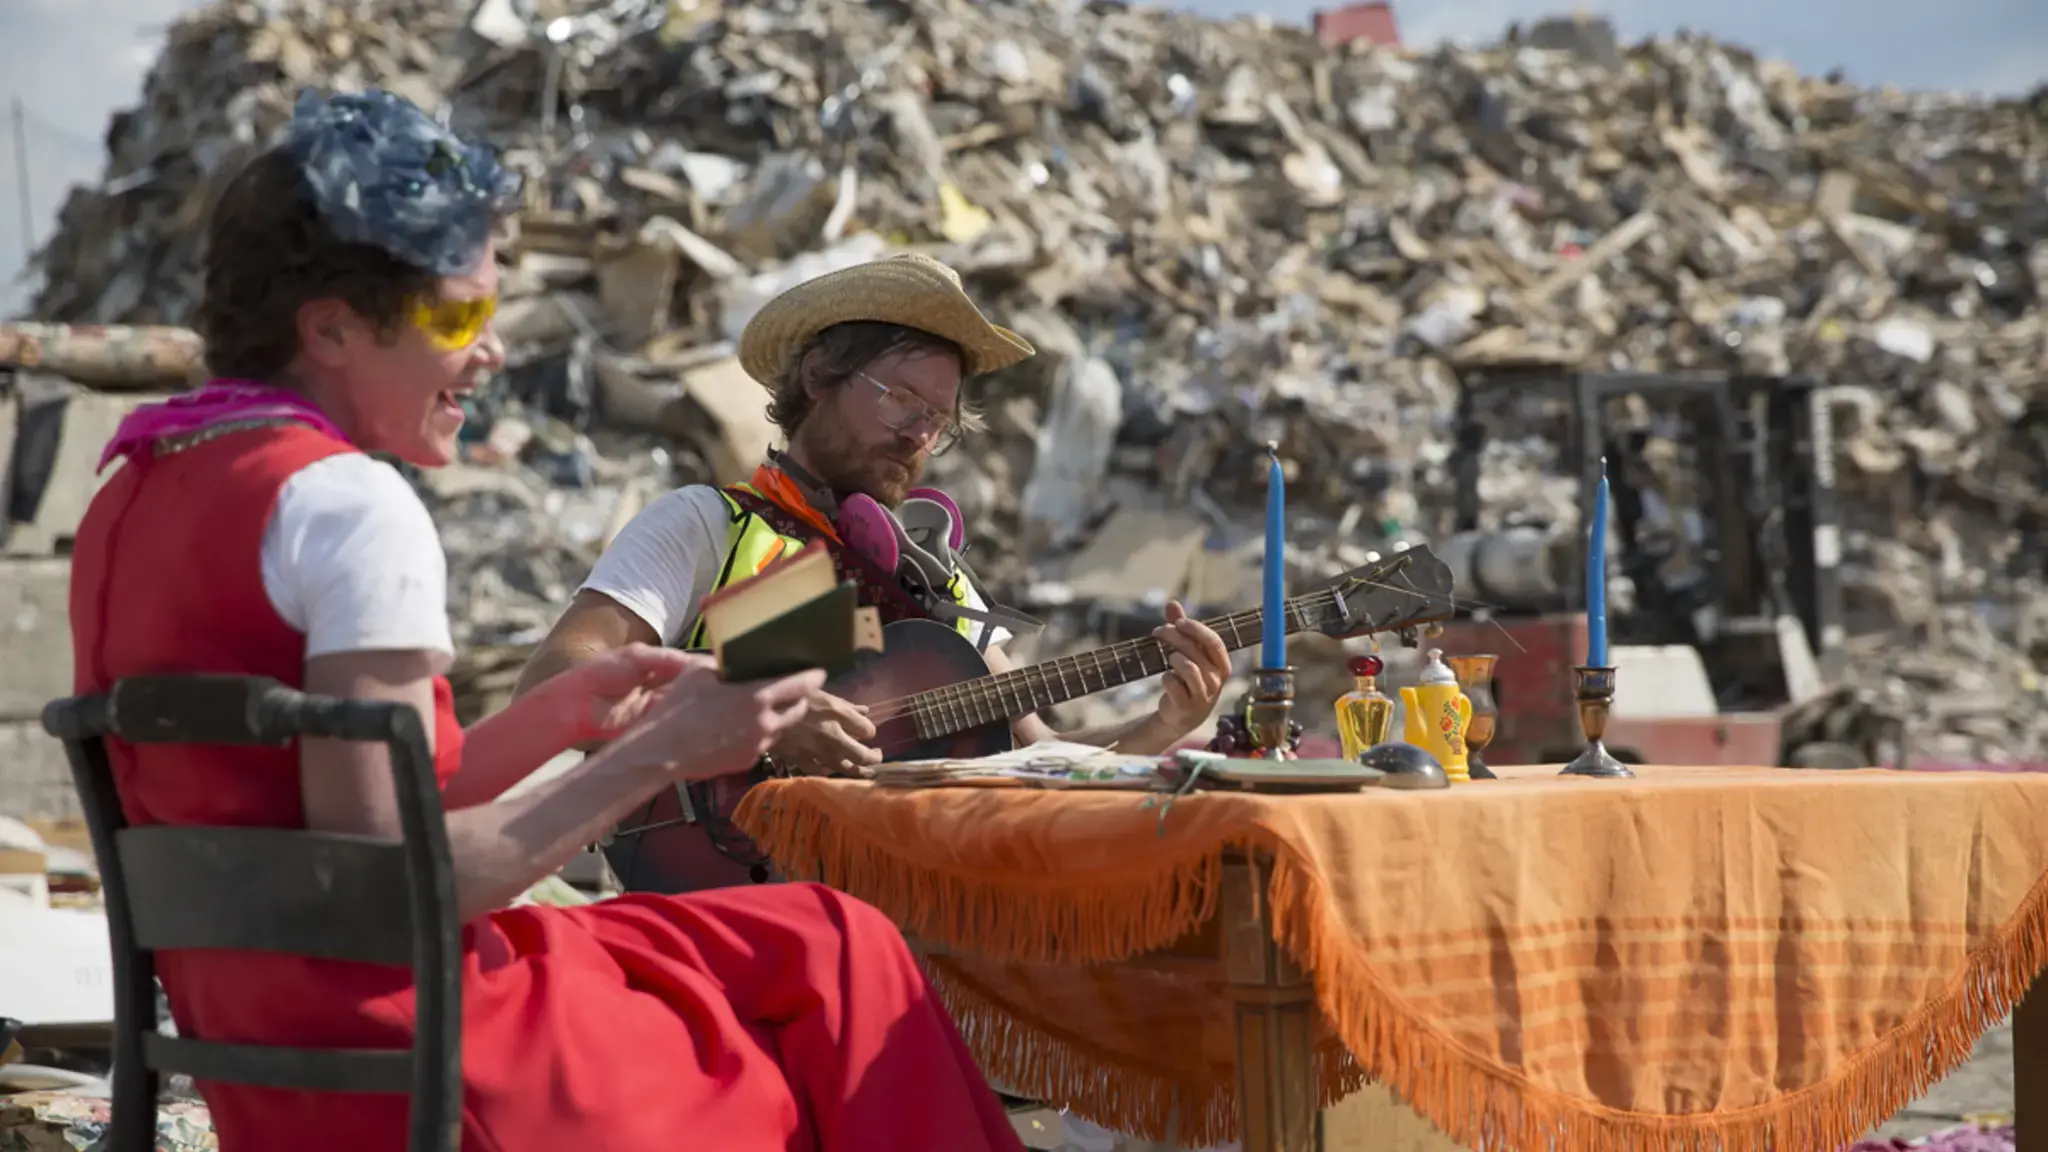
{"left": 19, "top": 0, "right": 2048, "bottom": 761}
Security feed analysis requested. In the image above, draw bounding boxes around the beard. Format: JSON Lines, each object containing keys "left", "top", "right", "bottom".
{"left": 800, "top": 421, "right": 926, "bottom": 508}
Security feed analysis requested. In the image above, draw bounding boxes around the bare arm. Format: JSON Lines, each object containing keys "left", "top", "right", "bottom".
{"left": 438, "top": 698, "right": 571, "bottom": 811}
{"left": 303, "top": 650, "right": 669, "bottom": 920}
{"left": 301, "top": 649, "right": 818, "bottom": 922}
{"left": 513, "top": 588, "right": 659, "bottom": 703}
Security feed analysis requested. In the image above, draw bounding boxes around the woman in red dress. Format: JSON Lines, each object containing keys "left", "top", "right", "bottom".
{"left": 67, "top": 88, "right": 1024, "bottom": 1152}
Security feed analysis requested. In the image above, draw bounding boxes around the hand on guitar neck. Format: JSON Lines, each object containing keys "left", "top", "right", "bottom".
{"left": 1145, "top": 601, "right": 1234, "bottom": 736}
{"left": 997, "top": 600, "right": 1231, "bottom": 755}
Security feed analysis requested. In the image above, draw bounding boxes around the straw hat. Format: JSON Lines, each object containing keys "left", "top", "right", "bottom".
{"left": 737, "top": 252, "right": 1036, "bottom": 387}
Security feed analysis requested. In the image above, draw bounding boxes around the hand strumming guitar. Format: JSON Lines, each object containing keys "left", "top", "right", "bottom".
{"left": 770, "top": 689, "right": 883, "bottom": 777}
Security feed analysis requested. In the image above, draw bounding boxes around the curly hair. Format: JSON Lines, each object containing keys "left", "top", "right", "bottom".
{"left": 194, "top": 146, "right": 439, "bottom": 381}
{"left": 765, "top": 321, "right": 988, "bottom": 439}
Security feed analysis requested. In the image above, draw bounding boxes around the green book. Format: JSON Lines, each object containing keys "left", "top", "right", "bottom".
{"left": 717, "top": 580, "right": 866, "bottom": 682}
{"left": 1196, "top": 757, "right": 1385, "bottom": 793}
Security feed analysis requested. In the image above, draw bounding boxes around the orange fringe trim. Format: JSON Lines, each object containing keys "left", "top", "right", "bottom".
{"left": 1264, "top": 840, "right": 2048, "bottom": 1152}
{"left": 926, "top": 958, "right": 1367, "bottom": 1149}
{"left": 739, "top": 792, "right": 2048, "bottom": 1150}
{"left": 736, "top": 790, "right": 1227, "bottom": 965}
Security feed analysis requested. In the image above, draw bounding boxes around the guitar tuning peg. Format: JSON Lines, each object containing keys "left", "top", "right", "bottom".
{"left": 1396, "top": 626, "right": 1423, "bottom": 648}
{"left": 1424, "top": 622, "right": 1445, "bottom": 639}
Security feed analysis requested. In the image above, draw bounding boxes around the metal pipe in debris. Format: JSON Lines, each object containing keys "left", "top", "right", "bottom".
{"left": 1436, "top": 526, "right": 1578, "bottom": 611}
{"left": 0, "top": 322, "right": 206, "bottom": 387}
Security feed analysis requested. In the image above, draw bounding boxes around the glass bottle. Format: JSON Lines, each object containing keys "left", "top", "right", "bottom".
{"left": 1335, "top": 654, "right": 1396, "bottom": 760}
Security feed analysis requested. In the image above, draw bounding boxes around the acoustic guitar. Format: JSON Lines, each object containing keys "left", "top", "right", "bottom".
{"left": 605, "top": 545, "right": 1456, "bottom": 893}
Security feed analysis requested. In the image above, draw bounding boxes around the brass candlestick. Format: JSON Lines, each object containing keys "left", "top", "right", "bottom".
{"left": 1444, "top": 654, "right": 1499, "bottom": 780}
{"left": 1246, "top": 667, "right": 1298, "bottom": 761}
{"left": 1561, "top": 665, "right": 1633, "bottom": 778}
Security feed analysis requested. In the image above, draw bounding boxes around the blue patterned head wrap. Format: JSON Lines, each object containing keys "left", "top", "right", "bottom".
{"left": 284, "top": 88, "right": 522, "bottom": 277}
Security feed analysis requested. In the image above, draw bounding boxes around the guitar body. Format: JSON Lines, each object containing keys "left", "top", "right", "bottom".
{"left": 830, "top": 619, "right": 1016, "bottom": 762}
{"left": 606, "top": 620, "right": 1014, "bottom": 896}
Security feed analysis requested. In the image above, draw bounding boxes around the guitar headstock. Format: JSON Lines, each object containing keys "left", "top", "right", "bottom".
{"left": 1309, "top": 545, "right": 1457, "bottom": 640}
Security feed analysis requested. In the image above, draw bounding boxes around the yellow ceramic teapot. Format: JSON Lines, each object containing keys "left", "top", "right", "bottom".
{"left": 1401, "top": 649, "right": 1472, "bottom": 782}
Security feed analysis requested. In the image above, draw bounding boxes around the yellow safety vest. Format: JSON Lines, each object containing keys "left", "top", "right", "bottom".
{"left": 682, "top": 483, "right": 978, "bottom": 650}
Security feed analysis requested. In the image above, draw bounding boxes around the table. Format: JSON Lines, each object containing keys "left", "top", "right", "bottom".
{"left": 736, "top": 765, "right": 2048, "bottom": 1152}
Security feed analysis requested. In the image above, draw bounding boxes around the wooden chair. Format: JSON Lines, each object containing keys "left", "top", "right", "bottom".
{"left": 41, "top": 675, "right": 461, "bottom": 1152}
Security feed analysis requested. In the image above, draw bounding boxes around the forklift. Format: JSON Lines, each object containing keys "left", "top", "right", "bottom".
{"left": 1430, "top": 368, "right": 1899, "bottom": 769}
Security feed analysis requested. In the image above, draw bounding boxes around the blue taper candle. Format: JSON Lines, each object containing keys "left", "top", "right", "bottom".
{"left": 1262, "top": 442, "right": 1287, "bottom": 669}
{"left": 1586, "top": 457, "right": 1610, "bottom": 667}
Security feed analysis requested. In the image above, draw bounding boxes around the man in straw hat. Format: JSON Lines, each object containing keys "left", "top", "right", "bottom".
{"left": 517, "top": 253, "right": 1232, "bottom": 891}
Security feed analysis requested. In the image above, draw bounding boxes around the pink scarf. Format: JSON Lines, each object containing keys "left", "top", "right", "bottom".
{"left": 98, "top": 378, "right": 350, "bottom": 472}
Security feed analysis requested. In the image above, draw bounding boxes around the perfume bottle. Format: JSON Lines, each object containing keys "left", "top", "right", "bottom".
{"left": 1335, "top": 654, "right": 1396, "bottom": 760}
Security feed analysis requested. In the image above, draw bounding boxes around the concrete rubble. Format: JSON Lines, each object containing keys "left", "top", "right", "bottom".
{"left": 7, "top": 0, "right": 2048, "bottom": 773}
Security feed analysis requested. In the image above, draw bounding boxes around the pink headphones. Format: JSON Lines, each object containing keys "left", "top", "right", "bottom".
{"left": 838, "top": 488, "right": 965, "bottom": 575}
{"left": 765, "top": 451, "right": 969, "bottom": 595}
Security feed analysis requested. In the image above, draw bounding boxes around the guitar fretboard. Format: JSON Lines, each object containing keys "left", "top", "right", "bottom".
{"left": 906, "top": 593, "right": 1340, "bottom": 740}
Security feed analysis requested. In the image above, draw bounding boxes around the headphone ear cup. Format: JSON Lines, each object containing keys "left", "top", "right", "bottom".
{"left": 896, "top": 499, "right": 959, "bottom": 570}
{"left": 836, "top": 493, "right": 902, "bottom": 573}
{"left": 905, "top": 487, "right": 965, "bottom": 552}
{"left": 890, "top": 501, "right": 958, "bottom": 595}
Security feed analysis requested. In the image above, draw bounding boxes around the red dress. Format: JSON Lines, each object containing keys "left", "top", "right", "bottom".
{"left": 68, "top": 424, "right": 1023, "bottom": 1152}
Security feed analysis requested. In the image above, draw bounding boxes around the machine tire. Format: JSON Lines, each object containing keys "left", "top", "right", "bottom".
{"left": 1784, "top": 741, "right": 1868, "bottom": 770}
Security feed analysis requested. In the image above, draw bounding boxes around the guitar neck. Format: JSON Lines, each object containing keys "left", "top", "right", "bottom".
{"left": 908, "top": 591, "right": 1340, "bottom": 740}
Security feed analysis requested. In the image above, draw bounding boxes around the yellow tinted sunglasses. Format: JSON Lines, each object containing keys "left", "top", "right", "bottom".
{"left": 411, "top": 294, "right": 498, "bottom": 352}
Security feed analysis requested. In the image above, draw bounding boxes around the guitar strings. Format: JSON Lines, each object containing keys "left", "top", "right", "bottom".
{"left": 856, "top": 592, "right": 1345, "bottom": 725}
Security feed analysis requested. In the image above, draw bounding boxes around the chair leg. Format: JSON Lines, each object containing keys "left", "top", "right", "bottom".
{"left": 107, "top": 972, "right": 161, "bottom": 1152}
{"left": 109, "top": 1056, "right": 161, "bottom": 1152}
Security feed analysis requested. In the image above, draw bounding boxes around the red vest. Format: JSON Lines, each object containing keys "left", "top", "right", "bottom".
{"left": 69, "top": 424, "right": 466, "bottom": 1146}
{"left": 72, "top": 422, "right": 464, "bottom": 823}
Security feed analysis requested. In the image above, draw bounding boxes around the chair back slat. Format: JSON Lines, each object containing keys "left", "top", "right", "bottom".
{"left": 143, "top": 1033, "right": 413, "bottom": 1094}
{"left": 120, "top": 827, "right": 415, "bottom": 965}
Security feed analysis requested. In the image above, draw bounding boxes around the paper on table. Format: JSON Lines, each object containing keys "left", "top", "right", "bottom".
{"left": 875, "top": 740, "right": 1164, "bottom": 788}
{"left": 937, "top": 740, "right": 1154, "bottom": 770}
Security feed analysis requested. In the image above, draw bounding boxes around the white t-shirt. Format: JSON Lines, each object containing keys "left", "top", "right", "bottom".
{"left": 259, "top": 454, "right": 454, "bottom": 660}
{"left": 580, "top": 484, "right": 1011, "bottom": 651}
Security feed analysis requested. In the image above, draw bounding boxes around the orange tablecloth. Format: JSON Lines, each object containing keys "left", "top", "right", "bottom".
{"left": 736, "top": 765, "right": 2048, "bottom": 1151}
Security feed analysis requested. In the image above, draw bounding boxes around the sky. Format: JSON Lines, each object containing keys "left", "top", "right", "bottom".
{"left": 2, "top": 0, "right": 2045, "bottom": 317}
